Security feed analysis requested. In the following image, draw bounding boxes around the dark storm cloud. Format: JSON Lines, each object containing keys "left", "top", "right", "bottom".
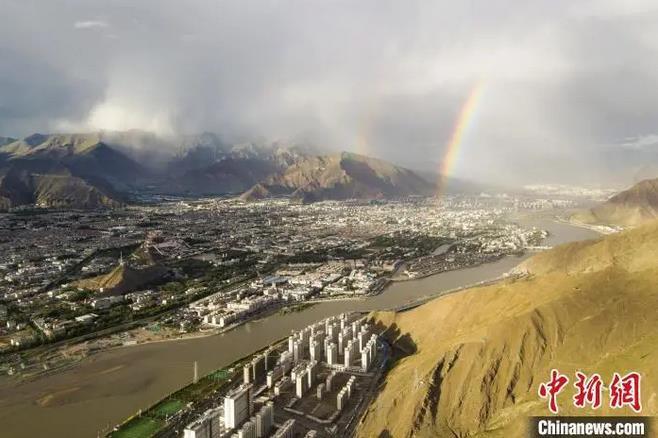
{"left": 2, "top": 0, "right": 658, "bottom": 185}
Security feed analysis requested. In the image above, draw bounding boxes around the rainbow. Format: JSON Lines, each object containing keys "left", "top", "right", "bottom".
{"left": 354, "top": 108, "right": 375, "bottom": 157}
{"left": 436, "top": 80, "right": 486, "bottom": 195}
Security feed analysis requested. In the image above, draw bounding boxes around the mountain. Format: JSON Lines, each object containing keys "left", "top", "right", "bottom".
{"left": 160, "top": 141, "right": 307, "bottom": 195}
{"left": 0, "top": 158, "right": 124, "bottom": 210}
{"left": 0, "top": 131, "right": 440, "bottom": 208}
{"left": 0, "top": 133, "right": 149, "bottom": 209}
{"left": 0, "top": 133, "right": 147, "bottom": 186}
{"left": 241, "top": 151, "right": 435, "bottom": 202}
{"left": 573, "top": 177, "right": 658, "bottom": 227}
{"left": 0, "top": 131, "right": 324, "bottom": 207}
{"left": 0, "top": 137, "right": 15, "bottom": 147}
{"left": 358, "top": 221, "right": 658, "bottom": 437}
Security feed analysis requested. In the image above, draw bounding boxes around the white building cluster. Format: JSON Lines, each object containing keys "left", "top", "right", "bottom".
{"left": 183, "top": 406, "right": 222, "bottom": 438}
{"left": 183, "top": 312, "right": 380, "bottom": 438}
{"left": 270, "top": 419, "right": 295, "bottom": 438}
{"left": 229, "top": 401, "right": 274, "bottom": 438}
{"left": 201, "top": 293, "right": 280, "bottom": 328}
{"left": 336, "top": 376, "right": 357, "bottom": 411}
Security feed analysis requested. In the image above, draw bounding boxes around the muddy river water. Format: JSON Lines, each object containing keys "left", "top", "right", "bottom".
{"left": 0, "top": 218, "right": 599, "bottom": 438}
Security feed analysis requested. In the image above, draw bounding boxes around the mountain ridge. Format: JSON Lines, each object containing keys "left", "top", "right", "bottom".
{"left": 358, "top": 221, "right": 658, "bottom": 437}
{"left": 573, "top": 177, "right": 658, "bottom": 227}
{"left": 0, "top": 131, "right": 476, "bottom": 209}
{"left": 241, "top": 151, "right": 435, "bottom": 202}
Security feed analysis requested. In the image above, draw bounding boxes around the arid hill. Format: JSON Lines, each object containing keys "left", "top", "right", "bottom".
{"left": 242, "top": 151, "right": 435, "bottom": 202}
{"left": 358, "top": 221, "right": 658, "bottom": 437}
{"left": 74, "top": 264, "right": 168, "bottom": 295}
{"left": 574, "top": 178, "right": 658, "bottom": 227}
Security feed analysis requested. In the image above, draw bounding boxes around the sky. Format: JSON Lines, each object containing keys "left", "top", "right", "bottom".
{"left": 2, "top": 0, "right": 658, "bottom": 185}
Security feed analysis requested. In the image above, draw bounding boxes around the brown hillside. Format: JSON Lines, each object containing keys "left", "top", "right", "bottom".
{"left": 74, "top": 264, "right": 167, "bottom": 295}
{"left": 574, "top": 178, "right": 658, "bottom": 227}
{"left": 242, "top": 152, "right": 434, "bottom": 202}
{"left": 358, "top": 221, "right": 658, "bottom": 438}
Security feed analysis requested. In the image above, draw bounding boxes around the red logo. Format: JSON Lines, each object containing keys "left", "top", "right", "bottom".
{"left": 609, "top": 372, "right": 642, "bottom": 413}
{"left": 573, "top": 372, "right": 603, "bottom": 409}
{"left": 538, "top": 369, "right": 569, "bottom": 414}
{"left": 538, "top": 370, "right": 642, "bottom": 414}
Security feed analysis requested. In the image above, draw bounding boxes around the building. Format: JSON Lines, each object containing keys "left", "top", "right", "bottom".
{"left": 224, "top": 384, "right": 252, "bottom": 429}
{"left": 309, "top": 341, "right": 321, "bottom": 362}
{"left": 361, "top": 333, "right": 378, "bottom": 371}
{"left": 293, "top": 339, "right": 304, "bottom": 363}
{"left": 264, "top": 347, "right": 275, "bottom": 371}
{"left": 279, "top": 350, "right": 293, "bottom": 372}
{"left": 326, "top": 371, "right": 336, "bottom": 392}
{"left": 306, "top": 360, "right": 317, "bottom": 387}
{"left": 266, "top": 366, "right": 284, "bottom": 388}
{"left": 251, "top": 355, "right": 266, "bottom": 384}
{"left": 326, "top": 342, "right": 338, "bottom": 365}
{"left": 344, "top": 341, "right": 355, "bottom": 367}
{"left": 346, "top": 376, "right": 356, "bottom": 397}
{"left": 295, "top": 371, "right": 308, "bottom": 398}
{"left": 326, "top": 323, "right": 337, "bottom": 342}
{"left": 271, "top": 419, "right": 295, "bottom": 438}
{"left": 337, "top": 376, "right": 356, "bottom": 410}
{"left": 237, "top": 418, "right": 256, "bottom": 438}
{"left": 337, "top": 388, "right": 347, "bottom": 410}
{"left": 243, "top": 364, "right": 252, "bottom": 384}
{"left": 351, "top": 320, "right": 361, "bottom": 337}
{"left": 183, "top": 407, "right": 222, "bottom": 438}
{"left": 274, "top": 376, "right": 291, "bottom": 396}
{"left": 254, "top": 402, "right": 274, "bottom": 438}
{"left": 361, "top": 349, "right": 370, "bottom": 371}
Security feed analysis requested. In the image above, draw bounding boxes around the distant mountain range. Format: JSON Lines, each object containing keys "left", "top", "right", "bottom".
{"left": 573, "top": 177, "right": 658, "bottom": 226}
{"left": 0, "top": 131, "right": 449, "bottom": 209}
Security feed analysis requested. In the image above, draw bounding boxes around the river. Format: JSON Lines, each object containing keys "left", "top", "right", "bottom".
{"left": 0, "top": 217, "right": 600, "bottom": 438}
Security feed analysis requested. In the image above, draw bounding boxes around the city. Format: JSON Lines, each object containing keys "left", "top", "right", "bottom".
{"left": 2, "top": 1, "right": 657, "bottom": 437}
{"left": 0, "top": 194, "right": 565, "bottom": 380}
{"left": 164, "top": 312, "right": 384, "bottom": 438}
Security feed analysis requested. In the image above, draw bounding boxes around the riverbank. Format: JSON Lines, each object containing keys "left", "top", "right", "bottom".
{"left": 108, "top": 337, "right": 289, "bottom": 438}
{"left": 0, "top": 218, "right": 601, "bottom": 438}
{"left": 555, "top": 216, "right": 620, "bottom": 235}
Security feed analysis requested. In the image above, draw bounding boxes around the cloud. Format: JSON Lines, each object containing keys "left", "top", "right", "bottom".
{"left": 619, "top": 134, "right": 658, "bottom": 149}
{"left": 2, "top": 0, "right": 658, "bottom": 185}
{"left": 73, "top": 20, "right": 109, "bottom": 29}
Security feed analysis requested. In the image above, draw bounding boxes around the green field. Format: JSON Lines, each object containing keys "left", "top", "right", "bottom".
{"left": 108, "top": 339, "right": 286, "bottom": 437}
{"left": 110, "top": 417, "right": 163, "bottom": 438}
{"left": 151, "top": 398, "right": 185, "bottom": 419}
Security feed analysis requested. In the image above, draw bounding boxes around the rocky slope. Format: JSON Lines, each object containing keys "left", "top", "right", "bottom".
{"left": 0, "top": 131, "right": 443, "bottom": 208}
{"left": 0, "top": 132, "right": 315, "bottom": 205}
{"left": 0, "top": 164, "right": 122, "bottom": 210}
{"left": 73, "top": 264, "right": 169, "bottom": 295}
{"left": 358, "top": 222, "right": 658, "bottom": 437}
{"left": 0, "top": 133, "right": 148, "bottom": 209}
{"left": 574, "top": 178, "right": 658, "bottom": 227}
{"left": 242, "top": 151, "right": 435, "bottom": 202}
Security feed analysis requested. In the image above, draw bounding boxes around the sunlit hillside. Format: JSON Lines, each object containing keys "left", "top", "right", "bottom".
{"left": 358, "top": 221, "right": 658, "bottom": 437}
